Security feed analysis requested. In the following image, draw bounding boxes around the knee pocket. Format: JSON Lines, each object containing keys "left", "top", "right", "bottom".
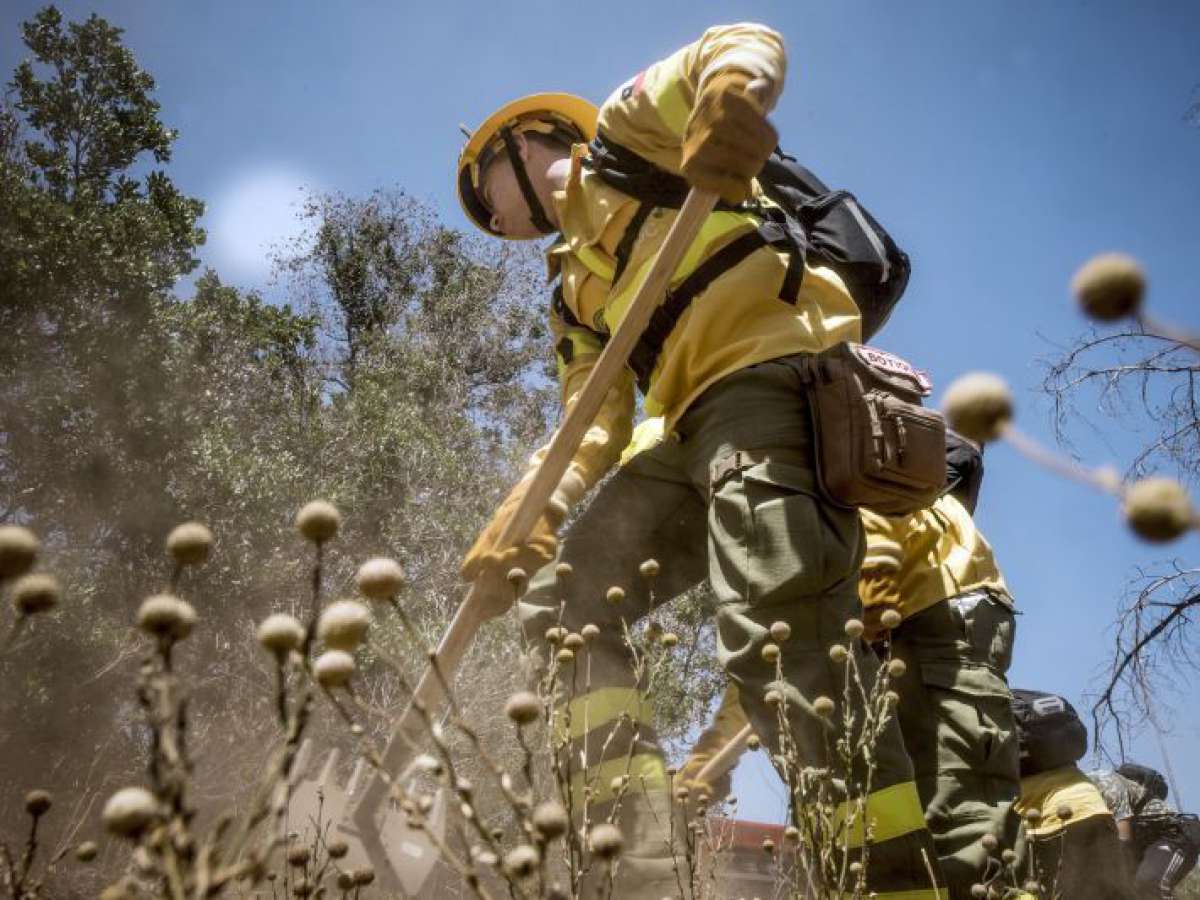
{"left": 922, "top": 663, "right": 1018, "bottom": 778}
{"left": 728, "top": 460, "right": 861, "bottom": 605}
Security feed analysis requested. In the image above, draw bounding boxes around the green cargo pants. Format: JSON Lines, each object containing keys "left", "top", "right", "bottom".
{"left": 519, "top": 356, "right": 942, "bottom": 900}
{"left": 887, "top": 590, "right": 1022, "bottom": 897}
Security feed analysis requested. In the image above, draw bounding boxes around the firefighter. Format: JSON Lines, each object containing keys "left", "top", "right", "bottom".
{"left": 1089, "top": 765, "right": 1199, "bottom": 899}
{"left": 456, "top": 23, "right": 940, "bottom": 900}
{"left": 679, "top": 432, "right": 1023, "bottom": 898}
{"left": 1015, "top": 763, "right": 1132, "bottom": 898}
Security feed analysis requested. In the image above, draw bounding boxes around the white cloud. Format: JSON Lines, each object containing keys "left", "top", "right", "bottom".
{"left": 205, "top": 166, "right": 316, "bottom": 285}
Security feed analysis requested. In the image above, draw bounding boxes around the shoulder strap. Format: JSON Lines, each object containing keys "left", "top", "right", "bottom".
{"left": 611, "top": 201, "right": 654, "bottom": 287}
{"left": 627, "top": 222, "right": 799, "bottom": 392}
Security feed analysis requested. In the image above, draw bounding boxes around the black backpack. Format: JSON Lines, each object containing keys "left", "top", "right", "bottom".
{"left": 1118, "top": 763, "right": 1170, "bottom": 803}
{"left": 944, "top": 429, "right": 985, "bottom": 514}
{"left": 1011, "top": 689, "right": 1089, "bottom": 777}
{"left": 584, "top": 133, "right": 911, "bottom": 391}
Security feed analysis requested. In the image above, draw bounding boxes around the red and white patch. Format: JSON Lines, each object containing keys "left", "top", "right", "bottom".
{"left": 853, "top": 344, "right": 933, "bottom": 393}
{"left": 619, "top": 71, "right": 646, "bottom": 101}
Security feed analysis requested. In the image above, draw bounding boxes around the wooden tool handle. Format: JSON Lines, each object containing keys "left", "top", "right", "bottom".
{"left": 353, "top": 187, "right": 719, "bottom": 825}
{"left": 693, "top": 723, "right": 754, "bottom": 789}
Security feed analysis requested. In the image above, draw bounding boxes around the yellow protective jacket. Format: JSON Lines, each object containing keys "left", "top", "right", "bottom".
{"left": 1017, "top": 765, "right": 1113, "bottom": 837}
{"left": 549, "top": 23, "right": 862, "bottom": 505}
{"left": 859, "top": 493, "right": 1012, "bottom": 629}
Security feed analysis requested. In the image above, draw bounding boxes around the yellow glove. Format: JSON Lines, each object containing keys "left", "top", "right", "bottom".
{"left": 681, "top": 70, "right": 778, "bottom": 205}
{"left": 461, "top": 372, "right": 633, "bottom": 616}
{"left": 677, "top": 684, "right": 749, "bottom": 799}
{"left": 461, "top": 476, "right": 565, "bottom": 585}
{"left": 860, "top": 570, "right": 903, "bottom": 643}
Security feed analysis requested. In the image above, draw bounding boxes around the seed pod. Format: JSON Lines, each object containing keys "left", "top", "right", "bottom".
{"left": 813, "top": 696, "right": 836, "bottom": 718}
{"left": 828, "top": 644, "right": 849, "bottom": 664}
{"left": 761, "top": 838, "right": 776, "bottom": 854}
{"left": 415, "top": 754, "right": 443, "bottom": 776}
{"left": 317, "top": 600, "right": 371, "bottom": 651}
{"left": 24, "top": 790, "right": 51, "bottom": 817}
{"left": 166, "top": 522, "right": 212, "bottom": 567}
{"left": 942, "top": 373, "right": 1014, "bottom": 445}
{"left": 588, "top": 823, "right": 624, "bottom": 860}
{"left": 314, "top": 650, "right": 355, "bottom": 688}
{"left": 661, "top": 632, "right": 679, "bottom": 649}
{"left": 75, "top": 841, "right": 99, "bottom": 862}
{"left": 0, "top": 525, "right": 39, "bottom": 580}
{"left": 1071, "top": 253, "right": 1145, "bottom": 322}
{"left": 843, "top": 619, "right": 865, "bottom": 640}
{"left": 883, "top": 690, "right": 901, "bottom": 709}
{"left": 674, "top": 785, "right": 689, "bottom": 801}
{"left": 505, "top": 691, "right": 541, "bottom": 726}
{"left": 970, "top": 885, "right": 988, "bottom": 899}
{"left": 887, "top": 659, "right": 907, "bottom": 678}
{"left": 1123, "top": 477, "right": 1195, "bottom": 543}
{"left": 295, "top": 500, "right": 340, "bottom": 543}
{"left": 610, "top": 774, "right": 629, "bottom": 794}
{"left": 355, "top": 557, "right": 405, "bottom": 600}
{"left": 544, "top": 626, "right": 567, "bottom": 644}
{"left": 12, "top": 573, "right": 61, "bottom": 616}
{"left": 849, "top": 861, "right": 863, "bottom": 876}
{"left": 639, "top": 558, "right": 660, "bottom": 579}
{"left": 765, "top": 689, "right": 784, "bottom": 706}
{"left": 257, "top": 613, "right": 305, "bottom": 657}
{"left": 506, "top": 567, "right": 528, "bottom": 590}
{"left": 286, "top": 845, "right": 310, "bottom": 867}
{"left": 1002, "top": 849, "right": 1017, "bottom": 864}
{"left": 556, "top": 647, "right": 575, "bottom": 665}
{"left": 880, "top": 609, "right": 903, "bottom": 630}
{"left": 981, "top": 833, "right": 999, "bottom": 852}
{"left": 555, "top": 562, "right": 573, "bottom": 580}
{"left": 769, "top": 621, "right": 791, "bottom": 642}
{"left": 784, "top": 826, "right": 800, "bottom": 843}
{"left": 563, "top": 632, "right": 584, "bottom": 651}
{"left": 605, "top": 586, "right": 625, "bottom": 605}
{"left": 532, "top": 800, "right": 569, "bottom": 840}
{"left": 102, "top": 787, "right": 158, "bottom": 837}
{"left": 761, "top": 643, "right": 780, "bottom": 664}
{"left": 1056, "top": 803, "right": 1074, "bottom": 821}
{"left": 1024, "top": 807, "right": 1043, "bottom": 825}
{"left": 352, "top": 867, "right": 375, "bottom": 886}
{"left": 503, "top": 844, "right": 540, "bottom": 879}
{"left": 747, "top": 734, "right": 761, "bottom": 751}
{"left": 137, "top": 594, "right": 197, "bottom": 641}
{"left": 293, "top": 877, "right": 314, "bottom": 897}
{"left": 336, "top": 872, "right": 355, "bottom": 891}
{"left": 327, "top": 839, "right": 349, "bottom": 859}
{"left": 581, "top": 623, "right": 600, "bottom": 641}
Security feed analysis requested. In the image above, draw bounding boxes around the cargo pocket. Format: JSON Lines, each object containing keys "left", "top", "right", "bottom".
{"left": 740, "top": 460, "right": 861, "bottom": 606}
{"left": 921, "top": 661, "right": 1018, "bottom": 783}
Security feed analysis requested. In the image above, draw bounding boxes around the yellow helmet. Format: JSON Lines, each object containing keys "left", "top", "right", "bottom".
{"left": 457, "top": 93, "right": 598, "bottom": 238}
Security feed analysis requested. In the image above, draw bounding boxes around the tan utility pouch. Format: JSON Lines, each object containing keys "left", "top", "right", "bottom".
{"left": 794, "top": 343, "right": 945, "bottom": 515}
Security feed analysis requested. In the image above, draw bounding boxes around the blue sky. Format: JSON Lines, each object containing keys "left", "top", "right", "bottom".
{"left": 3, "top": 1, "right": 1199, "bottom": 823}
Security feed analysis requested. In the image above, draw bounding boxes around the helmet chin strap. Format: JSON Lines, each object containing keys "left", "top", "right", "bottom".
{"left": 499, "top": 126, "right": 556, "bottom": 235}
